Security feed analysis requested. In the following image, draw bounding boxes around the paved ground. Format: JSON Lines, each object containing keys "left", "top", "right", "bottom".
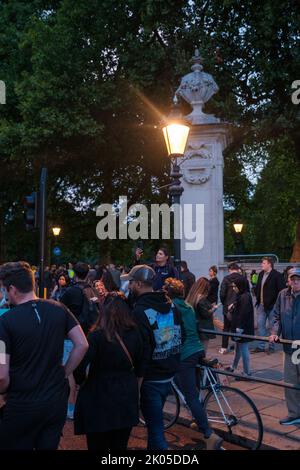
{"left": 60, "top": 419, "right": 245, "bottom": 451}
{"left": 203, "top": 337, "right": 300, "bottom": 450}
{"left": 59, "top": 337, "right": 300, "bottom": 451}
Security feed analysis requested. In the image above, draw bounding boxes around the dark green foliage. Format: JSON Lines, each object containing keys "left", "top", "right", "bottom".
{"left": 0, "top": 0, "right": 299, "bottom": 263}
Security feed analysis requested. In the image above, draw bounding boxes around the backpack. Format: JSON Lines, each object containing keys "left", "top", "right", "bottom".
{"left": 75, "top": 283, "right": 101, "bottom": 334}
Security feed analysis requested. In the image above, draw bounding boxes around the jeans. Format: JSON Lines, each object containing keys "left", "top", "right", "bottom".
{"left": 284, "top": 353, "right": 300, "bottom": 418}
{"left": 175, "top": 352, "right": 212, "bottom": 438}
{"left": 232, "top": 342, "right": 251, "bottom": 375}
{"left": 257, "top": 304, "right": 274, "bottom": 350}
{"left": 140, "top": 380, "right": 172, "bottom": 450}
{"left": 222, "top": 314, "right": 231, "bottom": 349}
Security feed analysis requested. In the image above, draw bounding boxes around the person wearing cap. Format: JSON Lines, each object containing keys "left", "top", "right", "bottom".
{"left": 269, "top": 267, "right": 300, "bottom": 426}
{"left": 121, "top": 265, "right": 183, "bottom": 450}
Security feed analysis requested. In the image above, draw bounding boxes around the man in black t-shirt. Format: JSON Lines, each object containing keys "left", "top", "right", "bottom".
{"left": 0, "top": 261, "right": 88, "bottom": 450}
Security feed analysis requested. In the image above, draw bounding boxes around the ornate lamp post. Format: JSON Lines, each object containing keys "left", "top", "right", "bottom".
{"left": 162, "top": 98, "right": 190, "bottom": 270}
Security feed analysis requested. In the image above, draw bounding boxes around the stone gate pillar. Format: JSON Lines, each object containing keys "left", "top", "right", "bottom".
{"left": 176, "top": 49, "right": 231, "bottom": 279}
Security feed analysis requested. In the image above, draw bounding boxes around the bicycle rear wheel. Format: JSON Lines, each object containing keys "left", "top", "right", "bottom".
{"left": 139, "top": 383, "right": 180, "bottom": 430}
{"left": 203, "top": 385, "right": 263, "bottom": 450}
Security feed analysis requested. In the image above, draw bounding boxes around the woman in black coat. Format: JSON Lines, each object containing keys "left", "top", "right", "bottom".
{"left": 74, "top": 293, "right": 143, "bottom": 451}
{"left": 226, "top": 276, "right": 254, "bottom": 377}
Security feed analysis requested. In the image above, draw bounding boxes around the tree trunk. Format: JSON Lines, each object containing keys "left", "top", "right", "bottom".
{"left": 290, "top": 217, "right": 300, "bottom": 262}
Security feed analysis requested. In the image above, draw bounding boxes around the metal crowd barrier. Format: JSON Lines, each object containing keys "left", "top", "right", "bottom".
{"left": 199, "top": 328, "right": 300, "bottom": 390}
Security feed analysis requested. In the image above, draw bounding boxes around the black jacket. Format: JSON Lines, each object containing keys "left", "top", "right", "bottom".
{"left": 230, "top": 279, "right": 255, "bottom": 343}
{"left": 132, "top": 291, "right": 183, "bottom": 381}
{"left": 220, "top": 272, "right": 247, "bottom": 315}
{"left": 255, "top": 269, "right": 285, "bottom": 311}
{"left": 74, "top": 328, "right": 143, "bottom": 434}
{"left": 207, "top": 277, "right": 219, "bottom": 304}
{"left": 180, "top": 269, "right": 195, "bottom": 298}
{"left": 195, "top": 298, "right": 216, "bottom": 340}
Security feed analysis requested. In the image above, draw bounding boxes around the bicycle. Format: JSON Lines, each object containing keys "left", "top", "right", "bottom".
{"left": 140, "top": 358, "right": 263, "bottom": 450}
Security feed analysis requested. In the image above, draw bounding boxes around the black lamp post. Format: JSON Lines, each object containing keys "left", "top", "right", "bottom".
{"left": 162, "top": 98, "right": 190, "bottom": 270}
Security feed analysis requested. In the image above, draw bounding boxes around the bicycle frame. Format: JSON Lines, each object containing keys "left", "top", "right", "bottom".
{"left": 200, "top": 366, "right": 236, "bottom": 426}
{"left": 172, "top": 365, "right": 237, "bottom": 427}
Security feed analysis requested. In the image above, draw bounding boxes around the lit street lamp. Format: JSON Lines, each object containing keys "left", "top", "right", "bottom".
{"left": 51, "top": 226, "right": 61, "bottom": 265}
{"left": 162, "top": 97, "right": 190, "bottom": 270}
{"left": 52, "top": 226, "right": 61, "bottom": 237}
{"left": 233, "top": 222, "right": 243, "bottom": 234}
{"left": 233, "top": 221, "right": 245, "bottom": 255}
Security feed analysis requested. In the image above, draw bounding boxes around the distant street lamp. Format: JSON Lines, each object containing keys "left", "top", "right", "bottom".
{"left": 233, "top": 221, "right": 244, "bottom": 255}
{"left": 52, "top": 226, "right": 61, "bottom": 237}
{"left": 233, "top": 222, "right": 243, "bottom": 234}
{"left": 162, "top": 97, "right": 190, "bottom": 270}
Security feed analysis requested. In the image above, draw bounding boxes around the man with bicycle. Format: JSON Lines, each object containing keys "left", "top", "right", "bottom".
{"left": 122, "top": 264, "right": 183, "bottom": 450}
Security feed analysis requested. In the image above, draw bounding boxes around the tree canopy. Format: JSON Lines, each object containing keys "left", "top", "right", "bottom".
{"left": 0, "top": 0, "right": 299, "bottom": 264}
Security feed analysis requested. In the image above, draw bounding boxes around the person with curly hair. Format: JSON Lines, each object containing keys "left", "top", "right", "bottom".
{"left": 163, "top": 278, "right": 223, "bottom": 450}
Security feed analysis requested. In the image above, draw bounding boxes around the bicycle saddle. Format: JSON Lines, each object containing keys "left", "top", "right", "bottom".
{"left": 198, "top": 357, "right": 219, "bottom": 367}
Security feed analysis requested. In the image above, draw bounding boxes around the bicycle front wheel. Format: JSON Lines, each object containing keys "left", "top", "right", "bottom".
{"left": 139, "top": 383, "right": 180, "bottom": 430}
{"left": 203, "top": 385, "right": 263, "bottom": 450}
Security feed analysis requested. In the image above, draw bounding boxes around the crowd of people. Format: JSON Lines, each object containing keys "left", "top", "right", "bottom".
{"left": 0, "top": 250, "right": 299, "bottom": 451}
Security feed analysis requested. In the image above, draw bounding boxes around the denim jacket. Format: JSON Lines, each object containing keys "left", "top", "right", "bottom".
{"left": 272, "top": 288, "right": 300, "bottom": 354}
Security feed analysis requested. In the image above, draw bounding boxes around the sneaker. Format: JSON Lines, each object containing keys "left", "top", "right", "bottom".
{"left": 225, "top": 366, "right": 234, "bottom": 372}
{"left": 279, "top": 416, "right": 300, "bottom": 426}
{"left": 205, "top": 432, "right": 223, "bottom": 450}
{"left": 219, "top": 348, "right": 228, "bottom": 354}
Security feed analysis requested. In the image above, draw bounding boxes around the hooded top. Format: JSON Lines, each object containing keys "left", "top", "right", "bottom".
{"left": 172, "top": 297, "right": 204, "bottom": 361}
{"left": 132, "top": 291, "right": 183, "bottom": 381}
{"left": 230, "top": 277, "right": 254, "bottom": 342}
{"left": 220, "top": 272, "right": 249, "bottom": 313}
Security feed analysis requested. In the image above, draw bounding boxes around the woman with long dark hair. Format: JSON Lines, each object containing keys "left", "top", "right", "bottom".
{"left": 51, "top": 272, "right": 70, "bottom": 302}
{"left": 74, "top": 293, "right": 143, "bottom": 451}
{"left": 186, "top": 277, "right": 217, "bottom": 352}
{"left": 101, "top": 270, "right": 119, "bottom": 292}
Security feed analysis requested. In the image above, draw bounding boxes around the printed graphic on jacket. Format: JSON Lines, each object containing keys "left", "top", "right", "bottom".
{"left": 144, "top": 307, "right": 181, "bottom": 360}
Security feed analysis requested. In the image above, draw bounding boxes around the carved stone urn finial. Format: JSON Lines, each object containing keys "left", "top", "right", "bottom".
{"left": 175, "top": 47, "right": 219, "bottom": 125}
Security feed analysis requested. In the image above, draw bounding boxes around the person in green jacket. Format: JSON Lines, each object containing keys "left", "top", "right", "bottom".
{"left": 163, "top": 278, "right": 223, "bottom": 451}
